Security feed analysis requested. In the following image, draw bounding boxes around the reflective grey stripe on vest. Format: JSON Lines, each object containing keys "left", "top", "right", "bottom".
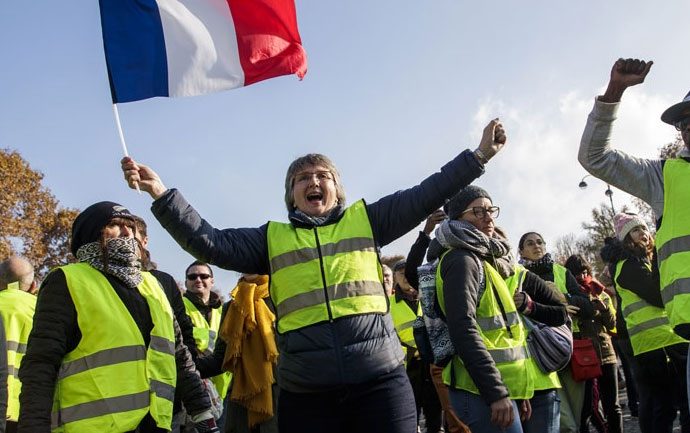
{"left": 52, "top": 390, "right": 149, "bottom": 428}
{"left": 150, "top": 335, "right": 175, "bottom": 356}
{"left": 270, "top": 237, "right": 376, "bottom": 273}
{"left": 58, "top": 346, "right": 147, "bottom": 380}
{"left": 205, "top": 332, "right": 217, "bottom": 356}
{"left": 476, "top": 311, "right": 520, "bottom": 332}
{"left": 6, "top": 340, "right": 27, "bottom": 354}
{"left": 627, "top": 316, "right": 671, "bottom": 337}
{"left": 7, "top": 364, "right": 18, "bottom": 379}
{"left": 151, "top": 379, "right": 175, "bottom": 403}
{"left": 661, "top": 277, "right": 690, "bottom": 304}
{"left": 658, "top": 235, "right": 690, "bottom": 263}
{"left": 397, "top": 321, "right": 415, "bottom": 331}
{"left": 276, "top": 280, "right": 383, "bottom": 318}
{"left": 622, "top": 299, "right": 649, "bottom": 317}
{"left": 488, "top": 345, "right": 529, "bottom": 364}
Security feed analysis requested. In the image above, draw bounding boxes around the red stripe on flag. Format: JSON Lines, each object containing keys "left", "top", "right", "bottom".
{"left": 226, "top": 0, "right": 307, "bottom": 86}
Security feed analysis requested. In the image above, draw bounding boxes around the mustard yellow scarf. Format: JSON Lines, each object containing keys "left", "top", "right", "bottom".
{"left": 220, "top": 274, "right": 278, "bottom": 427}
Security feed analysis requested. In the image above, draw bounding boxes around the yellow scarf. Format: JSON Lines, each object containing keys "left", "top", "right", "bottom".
{"left": 220, "top": 274, "right": 278, "bottom": 427}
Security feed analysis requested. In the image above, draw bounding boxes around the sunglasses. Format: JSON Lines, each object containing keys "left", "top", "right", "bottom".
{"left": 186, "top": 273, "right": 212, "bottom": 281}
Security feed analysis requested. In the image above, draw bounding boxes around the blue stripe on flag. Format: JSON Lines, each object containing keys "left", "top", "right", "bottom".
{"left": 99, "top": 0, "right": 169, "bottom": 103}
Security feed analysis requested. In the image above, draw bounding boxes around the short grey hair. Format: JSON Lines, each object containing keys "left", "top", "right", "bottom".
{"left": 284, "top": 154, "right": 346, "bottom": 212}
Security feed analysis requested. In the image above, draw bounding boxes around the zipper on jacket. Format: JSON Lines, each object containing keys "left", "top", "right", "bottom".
{"left": 313, "top": 228, "right": 334, "bottom": 321}
{"left": 314, "top": 227, "right": 346, "bottom": 384}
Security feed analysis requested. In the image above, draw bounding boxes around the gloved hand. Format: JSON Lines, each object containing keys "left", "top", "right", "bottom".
{"left": 513, "top": 291, "right": 533, "bottom": 314}
{"left": 195, "top": 417, "right": 220, "bottom": 433}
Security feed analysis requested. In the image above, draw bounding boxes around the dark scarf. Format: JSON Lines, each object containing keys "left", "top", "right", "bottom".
{"left": 76, "top": 237, "right": 143, "bottom": 288}
{"left": 289, "top": 205, "right": 345, "bottom": 227}
{"left": 521, "top": 253, "right": 555, "bottom": 278}
{"left": 432, "top": 219, "right": 515, "bottom": 278}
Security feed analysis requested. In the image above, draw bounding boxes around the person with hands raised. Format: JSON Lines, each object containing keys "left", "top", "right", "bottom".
{"left": 122, "top": 119, "right": 506, "bottom": 433}
{"left": 598, "top": 58, "right": 653, "bottom": 104}
{"left": 579, "top": 57, "right": 690, "bottom": 409}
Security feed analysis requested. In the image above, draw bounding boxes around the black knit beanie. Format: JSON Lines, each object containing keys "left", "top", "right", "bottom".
{"left": 70, "top": 201, "right": 136, "bottom": 255}
{"left": 445, "top": 185, "right": 492, "bottom": 220}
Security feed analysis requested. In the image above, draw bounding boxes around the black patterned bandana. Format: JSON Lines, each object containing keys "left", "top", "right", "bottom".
{"left": 76, "top": 237, "right": 143, "bottom": 288}
{"left": 521, "top": 253, "right": 555, "bottom": 276}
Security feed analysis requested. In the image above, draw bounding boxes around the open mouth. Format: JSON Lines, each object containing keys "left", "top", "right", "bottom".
{"left": 307, "top": 191, "right": 323, "bottom": 204}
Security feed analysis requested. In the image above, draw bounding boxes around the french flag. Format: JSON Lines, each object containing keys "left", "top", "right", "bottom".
{"left": 99, "top": 0, "right": 307, "bottom": 103}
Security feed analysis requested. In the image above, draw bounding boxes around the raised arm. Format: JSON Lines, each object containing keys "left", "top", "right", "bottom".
{"left": 404, "top": 209, "right": 446, "bottom": 289}
{"left": 121, "top": 158, "right": 269, "bottom": 274}
{"left": 578, "top": 58, "right": 665, "bottom": 216}
{"left": 369, "top": 119, "right": 506, "bottom": 246}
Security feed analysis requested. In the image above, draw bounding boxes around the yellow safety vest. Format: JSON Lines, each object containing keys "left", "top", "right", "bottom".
{"left": 0, "top": 287, "right": 36, "bottom": 421}
{"left": 183, "top": 297, "right": 233, "bottom": 399}
{"left": 614, "top": 259, "right": 687, "bottom": 356}
{"left": 657, "top": 159, "right": 690, "bottom": 330}
{"left": 267, "top": 200, "right": 388, "bottom": 333}
{"left": 505, "top": 266, "right": 561, "bottom": 391}
{"left": 52, "top": 264, "right": 176, "bottom": 433}
{"left": 390, "top": 296, "right": 422, "bottom": 348}
{"left": 439, "top": 255, "right": 533, "bottom": 399}
{"left": 552, "top": 263, "right": 580, "bottom": 333}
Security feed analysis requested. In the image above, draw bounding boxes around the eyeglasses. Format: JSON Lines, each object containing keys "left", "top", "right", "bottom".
{"left": 524, "top": 239, "right": 545, "bottom": 247}
{"left": 186, "top": 273, "right": 212, "bottom": 281}
{"left": 294, "top": 171, "right": 333, "bottom": 185}
{"left": 461, "top": 206, "right": 500, "bottom": 219}
{"left": 675, "top": 118, "right": 690, "bottom": 132}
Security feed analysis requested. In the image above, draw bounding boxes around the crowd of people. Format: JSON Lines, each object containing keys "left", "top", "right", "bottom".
{"left": 0, "top": 56, "right": 688, "bottom": 433}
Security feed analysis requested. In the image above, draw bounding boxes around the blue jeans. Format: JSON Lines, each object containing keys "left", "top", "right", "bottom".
{"left": 449, "top": 389, "right": 523, "bottom": 433}
{"left": 449, "top": 389, "right": 559, "bottom": 433}
{"left": 277, "top": 365, "right": 417, "bottom": 433}
{"left": 522, "top": 390, "right": 560, "bottom": 433}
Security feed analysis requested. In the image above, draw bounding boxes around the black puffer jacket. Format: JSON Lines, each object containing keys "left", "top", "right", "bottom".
{"left": 151, "top": 150, "right": 484, "bottom": 392}
{"left": 17, "top": 267, "right": 211, "bottom": 433}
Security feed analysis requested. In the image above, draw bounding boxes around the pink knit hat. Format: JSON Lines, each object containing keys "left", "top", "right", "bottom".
{"left": 613, "top": 213, "right": 648, "bottom": 241}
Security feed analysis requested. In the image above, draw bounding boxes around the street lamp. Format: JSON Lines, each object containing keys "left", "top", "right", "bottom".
{"left": 579, "top": 174, "right": 616, "bottom": 215}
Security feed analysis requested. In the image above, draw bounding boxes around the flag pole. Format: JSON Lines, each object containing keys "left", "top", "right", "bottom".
{"left": 112, "top": 104, "right": 141, "bottom": 194}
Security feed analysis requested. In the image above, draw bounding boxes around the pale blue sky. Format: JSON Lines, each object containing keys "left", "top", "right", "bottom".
{"left": 2, "top": 1, "right": 688, "bottom": 294}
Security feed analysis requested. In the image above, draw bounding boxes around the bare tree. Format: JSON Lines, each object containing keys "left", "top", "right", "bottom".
{"left": 659, "top": 134, "right": 684, "bottom": 159}
{"left": 554, "top": 233, "right": 581, "bottom": 265}
{"left": 579, "top": 202, "right": 629, "bottom": 275}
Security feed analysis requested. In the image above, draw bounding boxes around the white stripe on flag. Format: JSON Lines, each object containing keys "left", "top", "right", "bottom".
{"left": 156, "top": 0, "right": 244, "bottom": 97}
